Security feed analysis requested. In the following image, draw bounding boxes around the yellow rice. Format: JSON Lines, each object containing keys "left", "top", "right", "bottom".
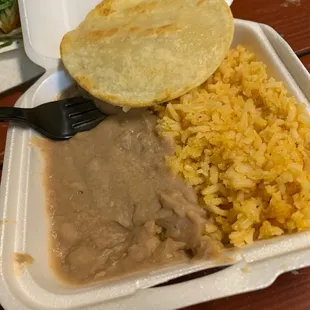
{"left": 155, "top": 45, "right": 310, "bottom": 248}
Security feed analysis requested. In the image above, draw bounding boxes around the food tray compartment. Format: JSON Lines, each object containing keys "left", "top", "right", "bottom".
{"left": 0, "top": 16, "right": 310, "bottom": 310}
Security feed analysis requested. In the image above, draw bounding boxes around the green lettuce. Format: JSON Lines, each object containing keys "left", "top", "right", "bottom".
{"left": 0, "top": 0, "right": 14, "bottom": 11}
{"left": 0, "top": 0, "right": 19, "bottom": 34}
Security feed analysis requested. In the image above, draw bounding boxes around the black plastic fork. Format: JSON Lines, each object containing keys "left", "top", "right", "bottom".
{"left": 0, "top": 97, "right": 107, "bottom": 140}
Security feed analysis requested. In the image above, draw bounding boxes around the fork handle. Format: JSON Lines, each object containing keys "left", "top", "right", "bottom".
{"left": 0, "top": 107, "right": 30, "bottom": 122}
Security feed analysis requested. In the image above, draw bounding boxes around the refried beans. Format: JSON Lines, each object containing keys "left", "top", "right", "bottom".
{"left": 36, "top": 109, "right": 221, "bottom": 285}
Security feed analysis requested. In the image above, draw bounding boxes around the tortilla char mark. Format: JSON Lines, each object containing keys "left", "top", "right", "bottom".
{"left": 144, "top": 24, "right": 180, "bottom": 37}
{"left": 126, "top": 1, "right": 158, "bottom": 14}
{"left": 197, "top": 0, "right": 206, "bottom": 6}
{"left": 90, "top": 0, "right": 116, "bottom": 17}
{"left": 129, "top": 24, "right": 180, "bottom": 37}
{"left": 87, "top": 23, "right": 180, "bottom": 42}
{"left": 88, "top": 29, "right": 119, "bottom": 42}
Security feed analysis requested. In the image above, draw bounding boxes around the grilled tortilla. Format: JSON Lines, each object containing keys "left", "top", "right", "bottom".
{"left": 60, "top": 0, "right": 234, "bottom": 108}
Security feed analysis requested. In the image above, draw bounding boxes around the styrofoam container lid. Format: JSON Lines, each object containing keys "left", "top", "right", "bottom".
{"left": 0, "top": 0, "right": 309, "bottom": 309}
{"left": 19, "top": 0, "right": 236, "bottom": 70}
{"left": 19, "top": 0, "right": 235, "bottom": 69}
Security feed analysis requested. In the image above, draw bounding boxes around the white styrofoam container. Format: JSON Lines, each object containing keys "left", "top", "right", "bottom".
{"left": 0, "top": 0, "right": 310, "bottom": 309}
{"left": 0, "top": 47, "right": 44, "bottom": 94}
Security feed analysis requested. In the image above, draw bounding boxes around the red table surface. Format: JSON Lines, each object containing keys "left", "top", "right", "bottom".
{"left": 0, "top": 0, "right": 310, "bottom": 309}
